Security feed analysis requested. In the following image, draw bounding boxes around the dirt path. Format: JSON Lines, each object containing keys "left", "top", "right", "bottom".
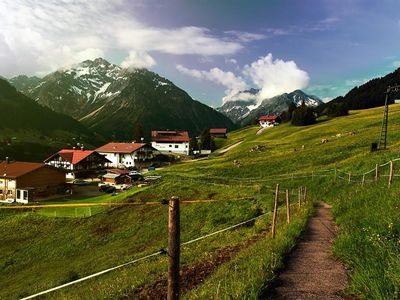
{"left": 271, "top": 202, "right": 348, "bottom": 300}
{"left": 218, "top": 140, "right": 243, "bottom": 154}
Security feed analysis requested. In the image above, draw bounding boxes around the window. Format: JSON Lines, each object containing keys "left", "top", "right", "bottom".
{"left": 23, "top": 191, "right": 28, "bottom": 200}
{"left": 7, "top": 190, "right": 12, "bottom": 195}
{"left": 0, "top": 189, "right": 3, "bottom": 195}
{"left": 17, "top": 190, "right": 21, "bottom": 199}
{"left": 175, "top": 145, "right": 178, "bottom": 148}
{"left": 169, "top": 145, "right": 172, "bottom": 148}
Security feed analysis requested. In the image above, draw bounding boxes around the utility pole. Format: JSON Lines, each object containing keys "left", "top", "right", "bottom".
{"left": 379, "top": 84, "right": 400, "bottom": 149}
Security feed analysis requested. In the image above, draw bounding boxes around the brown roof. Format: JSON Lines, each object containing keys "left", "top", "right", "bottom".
{"left": 210, "top": 128, "right": 227, "bottom": 134}
{"left": 259, "top": 115, "right": 279, "bottom": 121}
{"left": 96, "top": 143, "right": 147, "bottom": 154}
{"left": 106, "top": 168, "right": 130, "bottom": 175}
{"left": 151, "top": 130, "right": 189, "bottom": 142}
{"left": 0, "top": 161, "right": 47, "bottom": 179}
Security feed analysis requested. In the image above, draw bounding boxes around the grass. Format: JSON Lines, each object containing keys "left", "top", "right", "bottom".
{"left": 2, "top": 104, "right": 400, "bottom": 299}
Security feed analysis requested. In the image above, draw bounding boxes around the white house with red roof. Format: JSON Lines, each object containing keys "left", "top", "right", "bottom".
{"left": 96, "top": 142, "right": 157, "bottom": 168}
{"left": 258, "top": 115, "right": 281, "bottom": 128}
{"left": 44, "top": 149, "right": 110, "bottom": 179}
{"left": 151, "top": 130, "right": 190, "bottom": 155}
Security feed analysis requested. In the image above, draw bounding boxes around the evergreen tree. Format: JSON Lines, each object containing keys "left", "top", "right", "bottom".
{"left": 133, "top": 123, "right": 144, "bottom": 142}
{"left": 189, "top": 137, "right": 199, "bottom": 152}
{"left": 291, "top": 105, "right": 316, "bottom": 126}
{"left": 199, "top": 129, "right": 213, "bottom": 150}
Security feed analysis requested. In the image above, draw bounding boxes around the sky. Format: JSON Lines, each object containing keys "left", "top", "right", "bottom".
{"left": 1, "top": 0, "right": 400, "bottom": 107}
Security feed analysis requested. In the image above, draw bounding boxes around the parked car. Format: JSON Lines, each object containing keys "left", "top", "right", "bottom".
{"left": 129, "top": 171, "right": 143, "bottom": 181}
{"left": 72, "top": 179, "right": 90, "bottom": 186}
{"left": 147, "top": 164, "right": 156, "bottom": 171}
{"left": 99, "top": 184, "right": 116, "bottom": 193}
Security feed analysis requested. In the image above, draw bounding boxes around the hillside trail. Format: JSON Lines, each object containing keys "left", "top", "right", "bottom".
{"left": 270, "top": 202, "right": 349, "bottom": 300}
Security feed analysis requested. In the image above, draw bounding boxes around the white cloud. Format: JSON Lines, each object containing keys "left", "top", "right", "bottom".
{"left": 176, "top": 64, "right": 247, "bottom": 100}
{"left": 225, "top": 31, "right": 267, "bottom": 42}
{"left": 392, "top": 60, "right": 400, "bottom": 68}
{"left": 121, "top": 50, "right": 156, "bottom": 69}
{"left": 0, "top": 0, "right": 243, "bottom": 77}
{"left": 243, "top": 53, "right": 310, "bottom": 101}
{"left": 178, "top": 53, "right": 310, "bottom": 104}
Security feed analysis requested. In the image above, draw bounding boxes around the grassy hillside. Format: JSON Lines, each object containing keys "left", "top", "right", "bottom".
{"left": 0, "top": 79, "right": 103, "bottom": 161}
{"left": 1, "top": 104, "right": 400, "bottom": 299}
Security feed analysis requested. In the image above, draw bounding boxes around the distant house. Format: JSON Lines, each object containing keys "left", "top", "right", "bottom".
{"left": 101, "top": 173, "right": 131, "bottom": 186}
{"left": 0, "top": 160, "right": 66, "bottom": 203}
{"left": 151, "top": 130, "right": 190, "bottom": 155}
{"left": 258, "top": 115, "right": 281, "bottom": 128}
{"left": 44, "top": 149, "right": 110, "bottom": 179}
{"left": 96, "top": 143, "right": 157, "bottom": 168}
{"left": 210, "top": 128, "right": 228, "bottom": 138}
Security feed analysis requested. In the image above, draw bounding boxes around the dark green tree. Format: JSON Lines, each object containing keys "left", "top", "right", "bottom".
{"left": 291, "top": 105, "right": 316, "bottom": 126}
{"left": 133, "top": 123, "right": 144, "bottom": 142}
{"left": 199, "top": 129, "right": 215, "bottom": 151}
{"left": 189, "top": 137, "right": 199, "bottom": 153}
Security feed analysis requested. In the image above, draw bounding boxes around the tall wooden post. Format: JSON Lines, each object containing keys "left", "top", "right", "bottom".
{"left": 168, "top": 197, "right": 180, "bottom": 300}
{"left": 285, "top": 189, "right": 290, "bottom": 224}
{"left": 389, "top": 161, "right": 394, "bottom": 187}
{"left": 298, "top": 187, "right": 302, "bottom": 208}
{"left": 271, "top": 184, "right": 279, "bottom": 239}
{"left": 348, "top": 173, "right": 351, "bottom": 184}
{"left": 303, "top": 186, "right": 307, "bottom": 203}
{"left": 375, "top": 164, "right": 379, "bottom": 183}
{"left": 362, "top": 174, "right": 365, "bottom": 186}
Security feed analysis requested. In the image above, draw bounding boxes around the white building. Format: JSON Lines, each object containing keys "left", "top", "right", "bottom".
{"left": 151, "top": 130, "right": 190, "bottom": 155}
{"left": 258, "top": 115, "right": 281, "bottom": 128}
{"left": 96, "top": 143, "right": 156, "bottom": 168}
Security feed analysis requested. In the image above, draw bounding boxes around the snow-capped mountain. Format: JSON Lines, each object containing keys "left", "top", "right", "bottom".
{"left": 216, "top": 88, "right": 260, "bottom": 123}
{"left": 9, "top": 58, "right": 235, "bottom": 139}
{"left": 217, "top": 89, "right": 323, "bottom": 125}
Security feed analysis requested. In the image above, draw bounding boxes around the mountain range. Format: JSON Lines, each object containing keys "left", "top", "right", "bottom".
{"left": 217, "top": 89, "right": 323, "bottom": 125}
{"left": 0, "top": 78, "right": 101, "bottom": 161}
{"left": 9, "top": 58, "right": 235, "bottom": 140}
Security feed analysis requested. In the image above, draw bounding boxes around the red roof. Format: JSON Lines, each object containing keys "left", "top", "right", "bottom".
{"left": 58, "top": 149, "right": 95, "bottom": 165}
{"left": 0, "top": 161, "right": 48, "bottom": 179}
{"left": 96, "top": 143, "right": 147, "bottom": 154}
{"left": 151, "top": 130, "right": 189, "bottom": 142}
{"left": 259, "top": 115, "right": 279, "bottom": 121}
{"left": 44, "top": 149, "right": 97, "bottom": 165}
{"left": 210, "top": 128, "right": 227, "bottom": 134}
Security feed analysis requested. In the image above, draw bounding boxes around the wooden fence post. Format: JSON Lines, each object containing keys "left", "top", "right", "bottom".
{"left": 298, "top": 187, "right": 302, "bottom": 208}
{"left": 285, "top": 189, "right": 290, "bottom": 224}
{"left": 362, "top": 174, "right": 365, "bottom": 186}
{"left": 375, "top": 164, "right": 379, "bottom": 183}
{"left": 348, "top": 173, "right": 351, "bottom": 184}
{"left": 168, "top": 196, "right": 180, "bottom": 300}
{"left": 271, "top": 184, "right": 279, "bottom": 239}
{"left": 389, "top": 160, "right": 394, "bottom": 188}
{"left": 303, "top": 187, "right": 307, "bottom": 203}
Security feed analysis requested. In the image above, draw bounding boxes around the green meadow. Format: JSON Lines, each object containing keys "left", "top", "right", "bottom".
{"left": 1, "top": 105, "right": 400, "bottom": 299}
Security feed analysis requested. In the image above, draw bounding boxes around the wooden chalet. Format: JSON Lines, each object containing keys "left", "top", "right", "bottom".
{"left": 210, "top": 128, "right": 228, "bottom": 138}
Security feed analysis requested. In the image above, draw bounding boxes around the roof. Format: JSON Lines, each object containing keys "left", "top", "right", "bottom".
{"left": 151, "top": 130, "right": 189, "bottom": 143}
{"left": 102, "top": 173, "right": 121, "bottom": 179}
{"left": 96, "top": 143, "right": 147, "bottom": 154}
{"left": 106, "top": 168, "right": 130, "bottom": 175}
{"left": 210, "top": 128, "right": 227, "bottom": 134}
{"left": 58, "top": 149, "right": 95, "bottom": 165}
{"left": 0, "top": 161, "right": 48, "bottom": 179}
{"left": 259, "top": 115, "right": 279, "bottom": 121}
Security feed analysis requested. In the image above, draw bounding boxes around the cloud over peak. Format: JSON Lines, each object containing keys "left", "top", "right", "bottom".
{"left": 177, "top": 53, "right": 310, "bottom": 104}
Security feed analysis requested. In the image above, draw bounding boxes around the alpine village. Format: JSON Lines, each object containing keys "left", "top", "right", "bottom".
{"left": 1, "top": 2, "right": 400, "bottom": 300}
